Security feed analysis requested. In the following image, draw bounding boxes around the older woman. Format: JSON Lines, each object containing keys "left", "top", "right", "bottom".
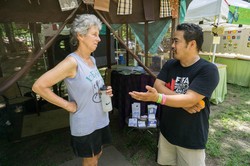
{"left": 32, "top": 14, "right": 112, "bottom": 166}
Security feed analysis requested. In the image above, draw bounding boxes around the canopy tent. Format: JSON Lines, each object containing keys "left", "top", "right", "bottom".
{"left": 0, "top": 0, "right": 185, "bottom": 94}
{"left": 185, "top": 0, "right": 229, "bottom": 23}
{"left": 227, "top": 0, "right": 250, "bottom": 8}
{"left": 185, "top": 0, "right": 250, "bottom": 24}
{"left": 0, "top": 0, "right": 189, "bottom": 56}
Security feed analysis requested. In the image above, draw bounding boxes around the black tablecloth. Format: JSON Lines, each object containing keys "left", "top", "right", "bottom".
{"left": 111, "top": 70, "right": 160, "bottom": 128}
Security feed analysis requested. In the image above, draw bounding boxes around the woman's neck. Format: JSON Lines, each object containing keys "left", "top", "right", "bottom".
{"left": 75, "top": 47, "right": 91, "bottom": 60}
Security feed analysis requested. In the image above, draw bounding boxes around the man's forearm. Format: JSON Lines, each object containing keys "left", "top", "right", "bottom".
{"left": 153, "top": 79, "right": 204, "bottom": 113}
{"left": 153, "top": 80, "right": 176, "bottom": 95}
{"left": 155, "top": 85, "right": 176, "bottom": 95}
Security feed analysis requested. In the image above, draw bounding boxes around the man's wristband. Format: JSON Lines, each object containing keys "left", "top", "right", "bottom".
{"left": 156, "top": 93, "right": 163, "bottom": 103}
{"left": 161, "top": 94, "right": 167, "bottom": 105}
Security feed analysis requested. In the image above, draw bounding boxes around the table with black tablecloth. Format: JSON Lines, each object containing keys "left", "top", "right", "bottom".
{"left": 111, "top": 70, "right": 160, "bottom": 128}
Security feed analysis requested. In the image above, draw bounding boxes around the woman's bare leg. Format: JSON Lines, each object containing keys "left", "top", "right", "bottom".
{"left": 82, "top": 150, "right": 103, "bottom": 166}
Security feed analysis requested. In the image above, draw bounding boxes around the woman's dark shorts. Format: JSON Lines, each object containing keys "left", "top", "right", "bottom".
{"left": 71, "top": 125, "right": 112, "bottom": 158}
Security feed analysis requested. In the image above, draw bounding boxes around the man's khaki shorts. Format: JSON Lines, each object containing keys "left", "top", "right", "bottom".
{"left": 157, "top": 132, "right": 206, "bottom": 166}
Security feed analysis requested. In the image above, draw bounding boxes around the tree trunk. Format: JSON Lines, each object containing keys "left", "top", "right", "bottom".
{"left": 4, "top": 23, "right": 17, "bottom": 53}
{"left": 0, "top": 25, "right": 5, "bottom": 54}
{"left": 0, "top": 25, "right": 4, "bottom": 76}
{"left": 29, "top": 23, "right": 41, "bottom": 53}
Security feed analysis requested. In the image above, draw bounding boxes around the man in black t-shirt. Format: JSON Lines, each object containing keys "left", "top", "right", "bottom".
{"left": 129, "top": 23, "right": 219, "bottom": 166}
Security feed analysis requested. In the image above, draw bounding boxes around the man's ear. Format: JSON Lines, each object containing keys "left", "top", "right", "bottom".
{"left": 188, "top": 40, "right": 197, "bottom": 50}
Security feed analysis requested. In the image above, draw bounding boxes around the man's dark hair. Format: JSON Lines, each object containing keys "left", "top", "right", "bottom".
{"left": 176, "top": 23, "right": 203, "bottom": 52}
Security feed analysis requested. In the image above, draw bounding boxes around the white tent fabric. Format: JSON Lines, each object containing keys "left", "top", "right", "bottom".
{"left": 185, "top": 0, "right": 229, "bottom": 22}
{"left": 185, "top": 0, "right": 250, "bottom": 23}
{"left": 226, "top": 0, "right": 250, "bottom": 9}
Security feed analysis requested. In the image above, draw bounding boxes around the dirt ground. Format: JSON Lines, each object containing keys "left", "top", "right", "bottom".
{"left": 0, "top": 106, "right": 159, "bottom": 166}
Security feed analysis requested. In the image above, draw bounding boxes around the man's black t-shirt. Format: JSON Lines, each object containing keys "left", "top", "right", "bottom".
{"left": 157, "top": 58, "right": 219, "bottom": 149}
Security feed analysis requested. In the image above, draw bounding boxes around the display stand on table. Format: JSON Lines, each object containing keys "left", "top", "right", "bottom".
{"left": 111, "top": 68, "right": 160, "bottom": 128}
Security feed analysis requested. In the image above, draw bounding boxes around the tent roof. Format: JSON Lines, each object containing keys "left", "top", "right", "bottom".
{"left": 185, "top": 0, "right": 250, "bottom": 23}
{"left": 0, "top": 0, "right": 77, "bottom": 23}
{"left": 0, "top": 0, "right": 164, "bottom": 23}
{"left": 227, "top": 0, "right": 250, "bottom": 9}
{"left": 185, "top": 0, "right": 229, "bottom": 22}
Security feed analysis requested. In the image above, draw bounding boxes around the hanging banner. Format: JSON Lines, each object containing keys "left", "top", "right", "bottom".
{"left": 58, "top": 0, "right": 79, "bottom": 11}
{"left": 83, "top": 0, "right": 94, "bottom": 4}
{"left": 228, "top": 5, "right": 250, "bottom": 25}
{"left": 94, "top": 0, "right": 110, "bottom": 12}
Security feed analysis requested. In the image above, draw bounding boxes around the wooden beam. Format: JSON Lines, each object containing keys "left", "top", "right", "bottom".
{"left": 144, "top": 21, "right": 149, "bottom": 67}
{"left": 126, "top": 23, "right": 129, "bottom": 66}
{"left": 106, "top": 28, "right": 111, "bottom": 69}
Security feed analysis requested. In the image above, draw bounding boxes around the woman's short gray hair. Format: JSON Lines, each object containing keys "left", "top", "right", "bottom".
{"left": 70, "top": 14, "right": 102, "bottom": 46}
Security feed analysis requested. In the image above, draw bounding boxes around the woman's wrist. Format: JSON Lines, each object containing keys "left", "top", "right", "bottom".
{"left": 63, "top": 100, "right": 69, "bottom": 111}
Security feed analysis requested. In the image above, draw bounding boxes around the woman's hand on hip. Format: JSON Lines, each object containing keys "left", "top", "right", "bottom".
{"left": 65, "top": 101, "right": 77, "bottom": 113}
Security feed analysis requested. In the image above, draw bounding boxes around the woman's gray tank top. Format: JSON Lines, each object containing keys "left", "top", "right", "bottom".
{"left": 64, "top": 53, "right": 109, "bottom": 136}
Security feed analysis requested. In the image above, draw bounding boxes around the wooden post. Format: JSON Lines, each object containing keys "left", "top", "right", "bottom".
{"left": 126, "top": 23, "right": 129, "bottom": 66}
{"left": 170, "top": 18, "right": 177, "bottom": 59}
{"left": 106, "top": 27, "right": 111, "bottom": 69}
{"left": 144, "top": 21, "right": 149, "bottom": 67}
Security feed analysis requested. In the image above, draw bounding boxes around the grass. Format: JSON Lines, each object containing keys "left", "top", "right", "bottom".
{"left": 205, "top": 84, "right": 250, "bottom": 166}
